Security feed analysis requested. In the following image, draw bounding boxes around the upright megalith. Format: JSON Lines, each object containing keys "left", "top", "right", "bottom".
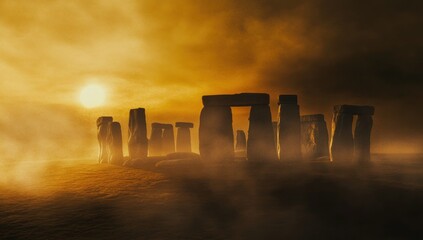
{"left": 149, "top": 123, "right": 163, "bottom": 156}
{"left": 330, "top": 105, "right": 374, "bottom": 163}
{"left": 162, "top": 124, "right": 175, "bottom": 154}
{"left": 300, "top": 114, "right": 329, "bottom": 160}
{"left": 175, "top": 122, "right": 194, "bottom": 152}
{"left": 199, "top": 106, "right": 234, "bottom": 162}
{"left": 248, "top": 105, "right": 278, "bottom": 161}
{"left": 278, "top": 95, "right": 301, "bottom": 161}
{"left": 148, "top": 123, "right": 175, "bottom": 156}
{"left": 128, "top": 108, "right": 148, "bottom": 160}
{"left": 107, "top": 121, "right": 124, "bottom": 165}
{"left": 354, "top": 106, "right": 374, "bottom": 163}
{"left": 97, "top": 116, "right": 113, "bottom": 164}
{"left": 235, "top": 130, "right": 247, "bottom": 152}
{"left": 199, "top": 93, "right": 276, "bottom": 162}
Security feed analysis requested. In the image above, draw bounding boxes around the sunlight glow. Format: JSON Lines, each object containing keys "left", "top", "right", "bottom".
{"left": 79, "top": 84, "right": 106, "bottom": 108}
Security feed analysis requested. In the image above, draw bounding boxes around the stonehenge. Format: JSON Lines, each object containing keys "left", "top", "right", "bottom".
{"left": 199, "top": 93, "right": 277, "bottom": 162}
{"left": 175, "top": 122, "right": 194, "bottom": 152}
{"left": 128, "top": 108, "right": 148, "bottom": 160}
{"left": 107, "top": 121, "right": 124, "bottom": 165}
{"left": 96, "top": 116, "right": 113, "bottom": 164}
{"left": 300, "top": 114, "right": 329, "bottom": 160}
{"left": 278, "top": 95, "right": 301, "bottom": 161}
{"left": 330, "top": 105, "right": 375, "bottom": 163}
{"left": 149, "top": 123, "right": 175, "bottom": 156}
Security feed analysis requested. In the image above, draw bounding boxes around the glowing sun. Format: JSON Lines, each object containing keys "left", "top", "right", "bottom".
{"left": 79, "top": 84, "right": 106, "bottom": 108}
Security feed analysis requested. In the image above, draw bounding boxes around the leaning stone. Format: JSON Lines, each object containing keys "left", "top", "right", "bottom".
{"left": 175, "top": 122, "right": 194, "bottom": 152}
{"left": 162, "top": 124, "right": 175, "bottom": 155}
{"left": 96, "top": 116, "right": 113, "bottom": 164}
{"left": 149, "top": 123, "right": 163, "bottom": 156}
{"left": 354, "top": 113, "right": 374, "bottom": 163}
{"left": 330, "top": 105, "right": 354, "bottom": 162}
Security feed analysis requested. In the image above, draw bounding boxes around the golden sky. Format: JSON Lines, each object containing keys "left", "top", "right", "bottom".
{"left": 1, "top": 0, "right": 422, "bottom": 160}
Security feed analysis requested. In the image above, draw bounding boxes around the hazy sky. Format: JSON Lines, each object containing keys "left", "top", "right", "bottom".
{"left": 1, "top": 0, "right": 422, "bottom": 160}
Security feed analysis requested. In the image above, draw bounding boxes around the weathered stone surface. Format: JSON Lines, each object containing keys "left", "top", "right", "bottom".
{"left": 96, "top": 116, "right": 113, "bottom": 164}
{"left": 149, "top": 123, "right": 163, "bottom": 156}
{"left": 199, "top": 106, "right": 234, "bottom": 161}
{"left": 247, "top": 105, "right": 278, "bottom": 162}
{"left": 354, "top": 114, "right": 373, "bottom": 163}
{"left": 202, "top": 93, "right": 269, "bottom": 106}
{"left": 155, "top": 158, "right": 202, "bottom": 171}
{"left": 330, "top": 106, "right": 354, "bottom": 162}
{"left": 278, "top": 95, "right": 301, "bottom": 161}
{"left": 128, "top": 108, "right": 148, "bottom": 160}
{"left": 175, "top": 122, "right": 194, "bottom": 128}
{"left": 162, "top": 124, "right": 175, "bottom": 154}
{"left": 235, "top": 130, "right": 247, "bottom": 152}
{"left": 166, "top": 152, "right": 200, "bottom": 161}
{"left": 176, "top": 122, "right": 193, "bottom": 152}
{"left": 301, "top": 114, "right": 329, "bottom": 160}
{"left": 107, "top": 122, "right": 124, "bottom": 165}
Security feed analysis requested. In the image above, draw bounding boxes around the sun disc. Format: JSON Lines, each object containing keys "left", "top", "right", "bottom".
{"left": 79, "top": 84, "right": 106, "bottom": 108}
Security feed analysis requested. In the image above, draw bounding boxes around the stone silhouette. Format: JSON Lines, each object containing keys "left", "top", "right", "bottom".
{"left": 199, "top": 93, "right": 277, "bottom": 162}
{"left": 162, "top": 124, "right": 176, "bottom": 154}
{"left": 128, "top": 108, "right": 148, "bottom": 160}
{"left": 278, "top": 95, "right": 301, "bottom": 161}
{"left": 300, "top": 114, "right": 329, "bottom": 160}
{"left": 96, "top": 116, "right": 113, "bottom": 164}
{"left": 149, "top": 123, "right": 175, "bottom": 156}
{"left": 175, "top": 122, "right": 194, "bottom": 152}
{"left": 330, "top": 105, "right": 375, "bottom": 163}
{"left": 235, "top": 130, "right": 247, "bottom": 152}
{"left": 107, "top": 121, "right": 124, "bottom": 165}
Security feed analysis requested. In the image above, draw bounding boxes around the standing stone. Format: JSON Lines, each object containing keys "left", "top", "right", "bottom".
{"left": 330, "top": 105, "right": 354, "bottom": 162}
{"left": 128, "top": 108, "right": 148, "bottom": 160}
{"left": 149, "top": 123, "right": 163, "bottom": 156}
{"left": 300, "top": 114, "right": 329, "bottom": 160}
{"left": 199, "top": 106, "right": 234, "bottom": 162}
{"left": 354, "top": 107, "right": 374, "bottom": 163}
{"left": 96, "top": 116, "right": 113, "bottom": 164}
{"left": 278, "top": 95, "right": 301, "bottom": 161}
{"left": 248, "top": 105, "right": 278, "bottom": 161}
{"left": 162, "top": 124, "right": 175, "bottom": 155}
{"left": 107, "top": 121, "right": 124, "bottom": 165}
{"left": 175, "top": 122, "right": 194, "bottom": 152}
{"left": 235, "top": 130, "right": 247, "bottom": 152}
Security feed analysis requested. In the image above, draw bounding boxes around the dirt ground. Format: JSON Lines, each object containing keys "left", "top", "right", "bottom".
{"left": 0, "top": 154, "right": 422, "bottom": 239}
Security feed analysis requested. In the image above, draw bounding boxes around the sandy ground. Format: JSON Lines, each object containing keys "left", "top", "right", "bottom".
{"left": 0, "top": 154, "right": 422, "bottom": 239}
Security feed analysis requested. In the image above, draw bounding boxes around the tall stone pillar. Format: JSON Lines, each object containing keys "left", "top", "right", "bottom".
{"left": 107, "top": 122, "right": 124, "bottom": 165}
{"left": 354, "top": 107, "right": 374, "bottom": 163}
{"left": 235, "top": 130, "right": 247, "bottom": 152}
{"left": 278, "top": 95, "right": 301, "bottom": 161}
{"left": 300, "top": 114, "right": 329, "bottom": 160}
{"left": 199, "top": 106, "right": 234, "bottom": 162}
{"left": 248, "top": 105, "right": 278, "bottom": 161}
{"left": 128, "top": 108, "right": 148, "bottom": 160}
{"left": 149, "top": 123, "right": 163, "bottom": 156}
{"left": 330, "top": 105, "right": 354, "bottom": 162}
{"left": 175, "top": 122, "right": 194, "bottom": 152}
{"left": 97, "top": 116, "right": 113, "bottom": 164}
{"left": 162, "top": 124, "right": 175, "bottom": 155}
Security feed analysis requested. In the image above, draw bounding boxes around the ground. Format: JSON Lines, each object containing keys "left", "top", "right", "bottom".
{"left": 0, "top": 154, "right": 422, "bottom": 239}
